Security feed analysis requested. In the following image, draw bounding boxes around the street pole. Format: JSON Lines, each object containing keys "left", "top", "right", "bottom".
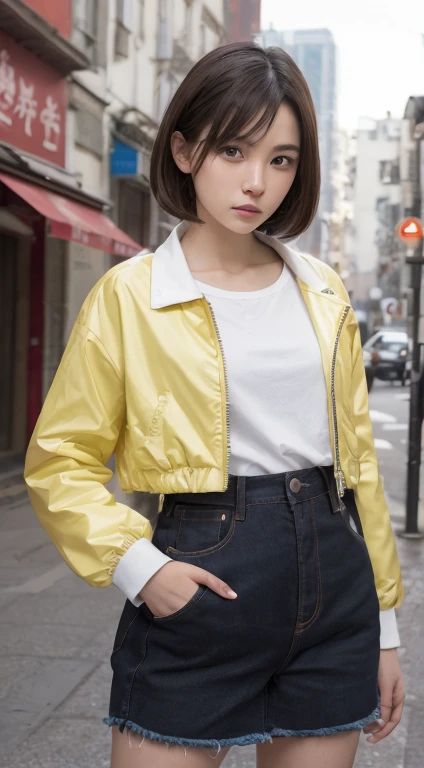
{"left": 401, "top": 135, "right": 424, "bottom": 538}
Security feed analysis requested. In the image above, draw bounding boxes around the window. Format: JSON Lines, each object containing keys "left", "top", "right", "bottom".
{"left": 371, "top": 332, "right": 407, "bottom": 353}
{"left": 74, "top": 109, "right": 103, "bottom": 158}
{"left": 117, "top": 0, "right": 133, "bottom": 31}
{"left": 115, "top": 0, "right": 132, "bottom": 57}
{"left": 84, "top": 0, "right": 97, "bottom": 37}
{"left": 374, "top": 338, "right": 406, "bottom": 354}
{"left": 73, "top": 0, "right": 98, "bottom": 61}
{"left": 408, "top": 149, "right": 417, "bottom": 182}
{"left": 379, "top": 160, "right": 400, "bottom": 185}
{"left": 157, "top": 0, "right": 172, "bottom": 59}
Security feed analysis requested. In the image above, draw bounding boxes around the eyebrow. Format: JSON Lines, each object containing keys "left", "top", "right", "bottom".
{"left": 233, "top": 138, "right": 300, "bottom": 154}
{"left": 271, "top": 144, "right": 300, "bottom": 154}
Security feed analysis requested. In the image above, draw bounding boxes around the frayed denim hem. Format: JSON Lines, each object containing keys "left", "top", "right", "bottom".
{"left": 269, "top": 701, "right": 381, "bottom": 738}
{"left": 103, "top": 702, "right": 381, "bottom": 749}
{"left": 103, "top": 717, "right": 272, "bottom": 749}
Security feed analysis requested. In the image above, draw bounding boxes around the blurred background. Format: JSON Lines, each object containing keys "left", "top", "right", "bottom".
{"left": 0, "top": 2, "right": 424, "bottom": 767}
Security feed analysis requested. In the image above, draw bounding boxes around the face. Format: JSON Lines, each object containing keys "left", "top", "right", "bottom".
{"left": 171, "top": 103, "right": 300, "bottom": 233}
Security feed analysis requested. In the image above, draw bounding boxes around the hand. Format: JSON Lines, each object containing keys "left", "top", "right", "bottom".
{"left": 363, "top": 649, "right": 405, "bottom": 744}
{"left": 139, "top": 560, "right": 237, "bottom": 619}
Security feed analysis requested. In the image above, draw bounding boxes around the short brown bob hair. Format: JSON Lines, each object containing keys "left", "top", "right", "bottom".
{"left": 150, "top": 42, "right": 320, "bottom": 240}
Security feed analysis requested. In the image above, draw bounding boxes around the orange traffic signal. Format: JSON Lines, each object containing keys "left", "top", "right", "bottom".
{"left": 396, "top": 217, "right": 423, "bottom": 241}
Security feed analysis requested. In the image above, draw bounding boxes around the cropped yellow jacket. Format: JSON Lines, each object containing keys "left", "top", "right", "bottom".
{"left": 24, "top": 221, "right": 403, "bottom": 611}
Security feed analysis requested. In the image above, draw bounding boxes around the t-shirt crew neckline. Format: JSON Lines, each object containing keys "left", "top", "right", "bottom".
{"left": 194, "top": 262, "right": 290, "bottom": 300}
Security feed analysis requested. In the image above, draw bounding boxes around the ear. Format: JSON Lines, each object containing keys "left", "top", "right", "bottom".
{"left": 170, "top": 131, "right": 192, "bottom": 174}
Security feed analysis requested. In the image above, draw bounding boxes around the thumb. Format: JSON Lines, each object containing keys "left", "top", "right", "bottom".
{"left": 195, "top": 568, "right": 237, "bottom": 600}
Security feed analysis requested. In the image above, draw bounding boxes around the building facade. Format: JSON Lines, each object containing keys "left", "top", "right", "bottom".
{"left": 321, "top": 128, "right": 355, "bottom": 285}
{"left": 347, "top": 115, "right": 402, "bottom": 308}
{"left": 0, "top": 0, "right": 138, "bottom": 456}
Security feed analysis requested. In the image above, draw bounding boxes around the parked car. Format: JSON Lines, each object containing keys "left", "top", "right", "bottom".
{"left": 362, "top": 329, "right": 411, "bottom": 386}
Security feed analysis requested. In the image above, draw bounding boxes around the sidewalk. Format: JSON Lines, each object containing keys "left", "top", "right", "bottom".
{"left": 0, "top": 472, "right": 423, "bottom": 767}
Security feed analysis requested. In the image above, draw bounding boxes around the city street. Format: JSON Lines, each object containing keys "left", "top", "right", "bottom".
{"left": 0, "top": 380, "right": 423, "bottom": 768}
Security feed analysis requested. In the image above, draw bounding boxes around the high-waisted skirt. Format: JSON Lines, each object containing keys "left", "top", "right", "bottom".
{"left": 104, "top": 465, "right": 381, "bottom": 749}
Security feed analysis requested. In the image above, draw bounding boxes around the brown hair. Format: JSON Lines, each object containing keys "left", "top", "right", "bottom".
{"left": 150, "top": 41, "right": 320, "bottom": 239}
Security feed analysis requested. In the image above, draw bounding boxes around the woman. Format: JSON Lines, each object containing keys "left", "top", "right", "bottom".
{"left": 24, "top": 42, "right": 404, "bottom": 768}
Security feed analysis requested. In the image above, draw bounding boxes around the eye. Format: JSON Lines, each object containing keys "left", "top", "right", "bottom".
{"left": 220, "top": 146, "right": 242, "bottom": 158}
{"left": 272, "top": 156, "right": 293, "bottom": 167}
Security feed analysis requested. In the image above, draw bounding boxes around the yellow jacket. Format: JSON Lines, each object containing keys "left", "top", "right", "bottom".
{"left": 24, "top": 221, "right": 403, "bottom": 612}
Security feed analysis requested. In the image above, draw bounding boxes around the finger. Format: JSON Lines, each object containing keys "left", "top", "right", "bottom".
{"left": 367, "top": 701, "right": 404, "bottom": 743}
{"left": 378, "top": 703, "right": 393, "bottom": 725}
{"left": 196, "top": 569, "right": 237, "bottom": 599}
{"left": 378, "top": 687, "right": 395, "bottom": 721}
{"left": 363, "top": 718, "right": 385, "bottom": 735}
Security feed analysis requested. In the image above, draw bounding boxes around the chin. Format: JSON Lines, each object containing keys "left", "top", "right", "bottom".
{"left": 225, "top": 221, "right": 256, "bottom": 234}
{"left": 218, "top": 213, "right": 266, "bottom": 234}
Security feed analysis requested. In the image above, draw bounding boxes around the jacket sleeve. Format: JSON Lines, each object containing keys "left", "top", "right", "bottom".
{"left": 349, "top": 316, "right": 404, "bottom": 611}
{"left": 24, "top": 315, "right": 153, "bottom": 590}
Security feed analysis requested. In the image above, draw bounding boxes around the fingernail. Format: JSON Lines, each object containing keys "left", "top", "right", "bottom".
{"left": 377, "top": 719, "right": 385, "bottom": 727}
{"left": 227, "top": 590, "right": 237, "bottom": 598}
{"left": 367, "top": 736, "right": 376, "bottom": 744}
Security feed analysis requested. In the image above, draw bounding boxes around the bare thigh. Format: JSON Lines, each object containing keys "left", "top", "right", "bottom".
{"left": 256, "top": 731, "right": 361, "bottom": 768}
{"left": 110, "top": 726, "right": 231, "bottom": 768}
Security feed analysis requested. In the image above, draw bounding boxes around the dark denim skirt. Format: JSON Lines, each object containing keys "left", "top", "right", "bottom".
{"left": 104, "top": 465, "right": 381, "bottom": 749}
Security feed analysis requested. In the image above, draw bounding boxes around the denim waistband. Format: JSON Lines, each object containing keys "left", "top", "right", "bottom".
{"left": 167, "top": 466, "right": 336, "bottom": 519}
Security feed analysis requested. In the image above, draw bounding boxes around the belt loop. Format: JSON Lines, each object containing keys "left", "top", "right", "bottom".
{"left": 235, "top": 476, "right": 246, "bottom": 521}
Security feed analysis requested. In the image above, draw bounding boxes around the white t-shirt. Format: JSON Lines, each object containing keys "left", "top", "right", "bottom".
{"left": 195, "top": 264, "right": 334, "bottom": 476}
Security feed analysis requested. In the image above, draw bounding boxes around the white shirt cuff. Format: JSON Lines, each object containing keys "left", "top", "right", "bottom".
{"left": 379, "top": 608, "right": 400, "bottom": 649}
{"left": 112, "top": 538, "right": 172, "bottom": 607}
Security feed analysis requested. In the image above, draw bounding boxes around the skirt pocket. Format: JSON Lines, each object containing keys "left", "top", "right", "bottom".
{"left": 152, "top": 501, "right": 235, "bottom": 558}
{"left": 151, "top": 585, "right": 208, "bottom": 623}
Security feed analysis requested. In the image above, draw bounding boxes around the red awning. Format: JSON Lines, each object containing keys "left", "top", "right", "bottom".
{"left": 0, "top": 173, "right": 143, "bottom": 258}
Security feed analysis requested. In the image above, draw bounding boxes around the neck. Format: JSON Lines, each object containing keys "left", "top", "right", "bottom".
{"left": 180, "top": 208, "right": 278, "bottom": 275}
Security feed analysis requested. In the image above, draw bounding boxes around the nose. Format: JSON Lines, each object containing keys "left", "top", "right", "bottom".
{"left": 241, "top": 162, "right": 265, "bottom": 196}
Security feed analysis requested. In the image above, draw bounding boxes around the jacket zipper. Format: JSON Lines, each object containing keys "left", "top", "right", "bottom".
{"left": 330, "top": 303, "right": 350, "bottom": 498}
{"left": 207, "top": 293, "right": 350, "bottom": 497}
{"left": 205, "top": 300, "right": 231, "bottom": 491}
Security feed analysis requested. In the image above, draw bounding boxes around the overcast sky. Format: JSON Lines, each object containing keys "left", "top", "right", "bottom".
{"left": 261, "top": 0, "right": 424, "bottom": 132}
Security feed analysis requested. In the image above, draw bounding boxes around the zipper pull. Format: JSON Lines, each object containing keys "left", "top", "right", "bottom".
{"left": 336, "top": 469, "right": 346, "bottom": 498}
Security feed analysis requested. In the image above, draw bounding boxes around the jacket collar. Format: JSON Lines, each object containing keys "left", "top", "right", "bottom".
{"left": 150, "top": 220, "right": 329, "bottom": 310}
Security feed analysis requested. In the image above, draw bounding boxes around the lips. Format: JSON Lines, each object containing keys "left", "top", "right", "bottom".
{"left": 233, "top": 205, "right": 261, "bottom": 213}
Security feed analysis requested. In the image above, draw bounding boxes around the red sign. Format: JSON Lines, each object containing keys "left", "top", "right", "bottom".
{"left": 396, "top": 217, "right": 423, "bottom": 241}
{"left": 0, "top": 30, "right": 66, "bottom": 166}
